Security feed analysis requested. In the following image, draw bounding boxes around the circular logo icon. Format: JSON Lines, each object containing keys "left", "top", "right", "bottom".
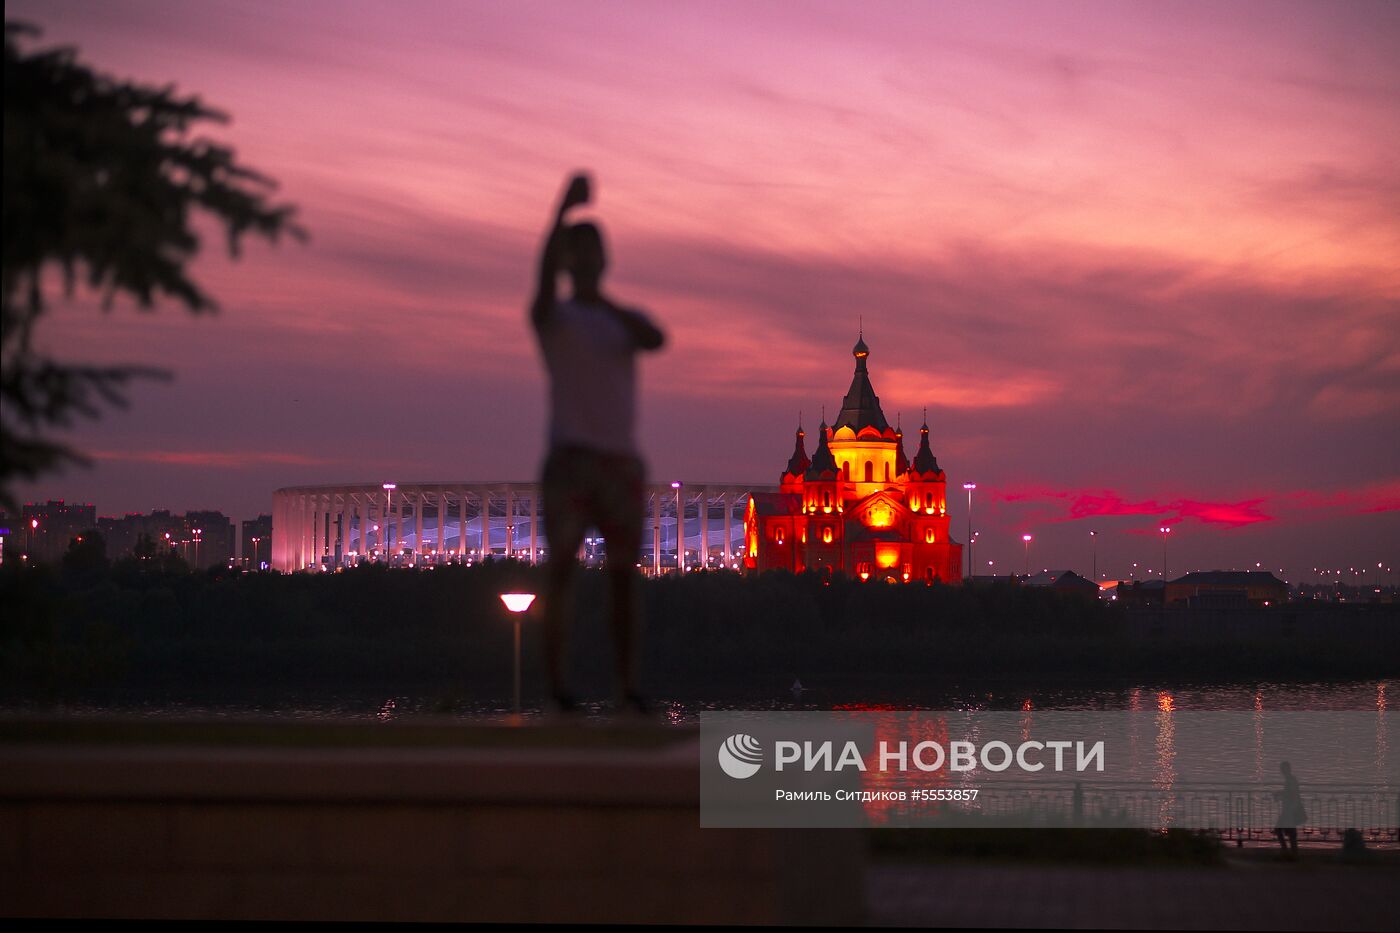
{"left": 718, "top": 733, "right": 763, "bottom": 779}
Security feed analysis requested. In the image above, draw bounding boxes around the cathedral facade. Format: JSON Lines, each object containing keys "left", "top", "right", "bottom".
{"left": 743, "top": 335, "right": 963, "bottom": 583}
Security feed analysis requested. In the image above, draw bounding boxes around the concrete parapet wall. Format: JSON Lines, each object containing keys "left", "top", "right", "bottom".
{"left": 0, "top": 737, "right": 865, "bottom": 924}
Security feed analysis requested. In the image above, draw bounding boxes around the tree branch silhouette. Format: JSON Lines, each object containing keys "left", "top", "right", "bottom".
{"left": 1, "top": 21, "right": 307, "bottom": 510}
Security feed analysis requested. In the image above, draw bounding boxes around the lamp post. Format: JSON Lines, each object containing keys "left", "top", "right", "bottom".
{"left": 383, "top": 483, "right": 397, "bottom": 564}
{"left": 1159, "top": 526, "right": 1172, "bottom": 579}
{"left": 192, "top": 527, "right": 202, "bottom": 569}
{"left": 249, "top": 536, "right": 261, "bottom": 570}
{"left": 1022, "top": 533, "right": 1032, "bottom": 577}
{"left": 499, "top": 593, "right": 536, "bottom": 715}
{"left": 672, "top": 481, "right": 683, "bottom": 573}
{"left": 27, "top": 518, "right": 38, "bottom": 559}
{"left": 962, "top": 483, "right": 976, "bottom": 579}
{"left": 1090, "top": 530, "right": 1097, "bottom": 582}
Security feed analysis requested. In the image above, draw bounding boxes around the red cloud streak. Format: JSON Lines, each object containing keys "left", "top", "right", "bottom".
{"left": 991, "top": 483, "right": 1400, "bottom": 529}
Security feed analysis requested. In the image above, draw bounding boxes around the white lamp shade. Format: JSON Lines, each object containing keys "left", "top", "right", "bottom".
{"left": 500, "top": 593, "right": 536, "bottom": 613}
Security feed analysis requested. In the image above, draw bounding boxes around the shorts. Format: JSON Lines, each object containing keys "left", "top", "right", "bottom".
{"left": 541, "top": 444, "right": 646, "bottom": 560}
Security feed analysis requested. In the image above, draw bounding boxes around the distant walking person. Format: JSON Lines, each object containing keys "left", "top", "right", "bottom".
{"left": 531, "top": 172, "right": 665, "bottom": 714}
{"left": 1273, "top": 760, "right": 1305, "bottom": 855}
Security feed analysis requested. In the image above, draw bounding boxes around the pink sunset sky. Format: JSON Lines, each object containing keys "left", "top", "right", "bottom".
{"left": 10, "top": 0, "right": 1399, "bottom": 581}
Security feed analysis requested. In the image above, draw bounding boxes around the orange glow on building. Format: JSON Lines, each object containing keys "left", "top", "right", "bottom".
{"left": 744, "top": 335, "right": 963, "bottom": 583}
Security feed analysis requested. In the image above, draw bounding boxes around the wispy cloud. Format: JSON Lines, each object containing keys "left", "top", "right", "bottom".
{"left": 91, "top": 449, "right": 336, "bottom": 469}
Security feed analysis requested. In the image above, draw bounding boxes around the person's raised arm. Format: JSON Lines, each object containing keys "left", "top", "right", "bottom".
{"left": 530, "top": 173, "right": 591, "bottom": 330}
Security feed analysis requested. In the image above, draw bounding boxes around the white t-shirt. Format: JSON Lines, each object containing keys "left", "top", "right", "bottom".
{"left": 536, "top": 298, "right": 644, "bottom": 456}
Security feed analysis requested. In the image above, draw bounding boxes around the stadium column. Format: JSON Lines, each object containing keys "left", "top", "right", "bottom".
{"left": 334, "top": 492, "right": 344, "bottom": 567}
{"left": 509, "top": 487, "right": 520, "bottom": 560}
{"left": 357, "top": 496, "right": 367, "bottom": 559}
{"left": 309, "top": 495, "right": 320, "bottom": 570}
{"left": 391, "top": 492, "right": 403, "bottom": 558}
{"left": 299, "top": 493, "right": 309, "bottom": 570}
{"left": 723, "top": 491, "right": 732, "bottom": 568}
{"left": 343, "top": 493, "right": 352, "bottom": 560}
{"left": 414, "top": 491, "right": 424, "bottom": 565}
{"left": 457, "top": 489, "right": 467, "bottom": 560}
{"left": 530, "top": 489, "right": 538, "bottom": 564}
{"left": 310, "top": 494, "right": 319, "bottom": 568}
{"left": 652, "top": 489, "right": 661, "bottom": 575}
{"left": 700, "top": 486, "right": 709, "bottom": 569}
{"left": 479, "top": 488, "right": 489, "bottom": 558}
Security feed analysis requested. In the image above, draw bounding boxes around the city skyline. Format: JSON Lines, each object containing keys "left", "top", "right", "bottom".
{"left": 8, "top": 0, "right": 1398, "bottom": 578}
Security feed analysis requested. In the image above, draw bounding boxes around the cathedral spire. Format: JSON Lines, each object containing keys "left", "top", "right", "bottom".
{"left": 832, "top": 331, "right": 889, "bottom": 434}
{"left": 895, "top": 412, "right": 909, "bottom": 476}
{"left": 804, "top": 421, "right": 839, "bottom": 480}
{"left": 911, "top": 412, "right": 941, "bottom": 476}
{"left": 783, "top": 417, "right": 811, "bottom": 479}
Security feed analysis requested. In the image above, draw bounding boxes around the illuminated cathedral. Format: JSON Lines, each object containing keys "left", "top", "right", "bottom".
{"left": 743, "top": 334, "right": 963, "bottom": 583}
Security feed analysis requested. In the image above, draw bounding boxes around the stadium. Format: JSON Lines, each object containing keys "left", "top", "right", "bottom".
{"left": 270, "top": 481, "right": 772, "bottom": 573}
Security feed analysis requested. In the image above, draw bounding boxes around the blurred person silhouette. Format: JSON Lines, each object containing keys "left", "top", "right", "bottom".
{"left": 1272, "top": 760, "right": 1305, "bottom": 855}
{"left": 530, "top": 172, "right": 665, "bottom": 715}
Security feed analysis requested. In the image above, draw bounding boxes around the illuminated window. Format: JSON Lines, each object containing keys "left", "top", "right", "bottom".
{"left": 800, "top": 529, "right": 807, "bottom": 544}
{"left": 775, "top": 527, "right": 785, "bottom": 544}
{"left": 822, "top": 527, "right": 833, "bottom": 544}
{"left": 924, "top": 529, "right": 935, "bottom": 544}
{"left": 823, "top": 491, "right": 832, "bottom": 509}
{"left": 864, "top": 461, "right": 873, "bottom": 482}
{"left": 924, "top": 492, "right": 933, "bottom": 510}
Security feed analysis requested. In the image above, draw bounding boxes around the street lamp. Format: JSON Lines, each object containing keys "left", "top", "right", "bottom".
{"left": 249, "top": 536, "right": 261, "bottom": 570}
{"left": 672, "top": 481, "right": 683, "bottom": 573}
{"left": 962, "top": 483, "right": 976, "bottom": 579}
{"left": 192, "top": 527, "right": 202, "bottom": 569}
{"left": 1159, "top": 526, "right": 1172, "bottom": 579}
{"left": 499, "top": 592, "right": 536, "bottom": 715}
{"left": 383, "top": 483, "right": 397, "bottom": 563}
{"left": 1022, "top": 533, "right": 1032, "bottom": 577}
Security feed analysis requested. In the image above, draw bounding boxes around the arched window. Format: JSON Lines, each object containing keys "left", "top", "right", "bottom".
{"left": 842, "top": 462, "right": 850, "bottom": 480}
{"left": 864, "top": 461, "right": 874, "bottom": 482}
{"left": 823, "top": 491, "right": 832, "bottom": 508}
{"left": 924, "top": 529, "right": 935, "bottom": 544}
{"left": 924, "top": 492, "right": 933, "bottom": 510}
{"left": 775, "top": 527, "right": 785, "bottom": 544}
{"left": 884, "top": 462, "right": 891, "bottom": 482}
{"left": 821, "top": 527, "right": 833, "bottom": 544}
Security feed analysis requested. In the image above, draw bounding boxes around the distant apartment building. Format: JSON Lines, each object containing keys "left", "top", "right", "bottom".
{"left": 98, "top": 509, "right": 188, "bottom": 561}
{"left": 97, "top": 508, "right": 236, "bottom": 570}
{"left": 241, "top": 514, "right": 273, "bottom": 569}
{"left": 18, "top": 500, "right": 97, "bottom": 564}
{"left": 185, "top": 511, "right": 235, "bottom": 570}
